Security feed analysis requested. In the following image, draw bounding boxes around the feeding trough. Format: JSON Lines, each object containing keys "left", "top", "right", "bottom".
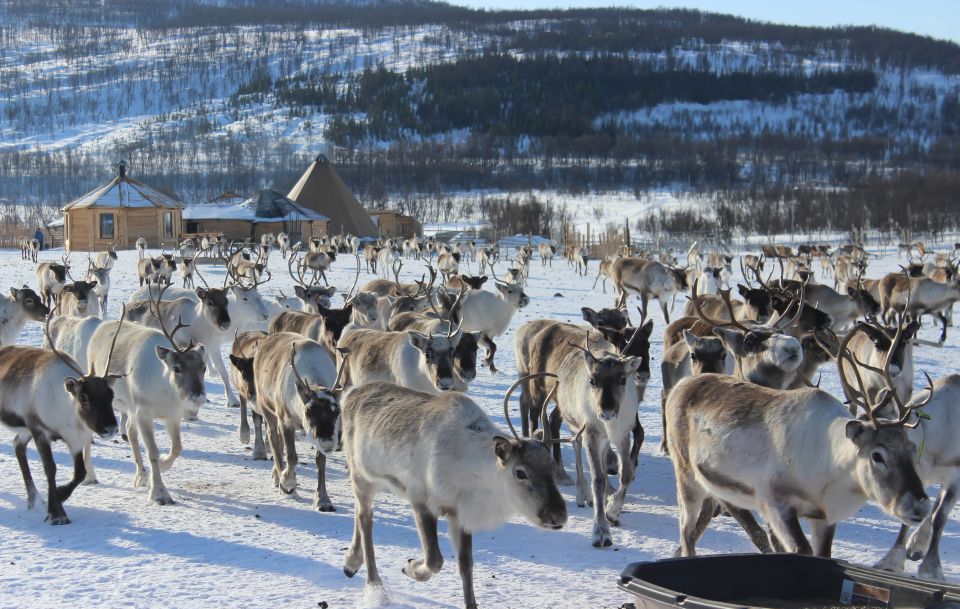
{"left": 619, "top": 554, "right": 960, "bottom": 609}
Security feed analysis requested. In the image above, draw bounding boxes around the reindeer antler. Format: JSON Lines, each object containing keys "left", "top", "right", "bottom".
{"left": 147, "top": 283, "right": 194, "bottom": 354}
{"left": 690, "top": 279, "right": 751, "bottom": 332}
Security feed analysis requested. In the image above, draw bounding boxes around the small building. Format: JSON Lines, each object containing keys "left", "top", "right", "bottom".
{"left": 286, "top": 154, "right": 378, "bottom": 237}
{"left": 368, "top": 209, "right": 422, "bottom": 238}
{"left": 183, "top": 189, "right": 328, "bottom": 243}
{"left": 61, "top": 161, "right": 184, "bottom": 251}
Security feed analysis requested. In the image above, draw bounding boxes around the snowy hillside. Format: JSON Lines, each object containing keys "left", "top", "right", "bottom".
{"left": 1, "top": 244, "right": 958, "bottom": 608}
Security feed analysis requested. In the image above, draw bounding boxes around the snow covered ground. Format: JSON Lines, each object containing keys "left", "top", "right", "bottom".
{"left": 1, "top": 243, "right": 959, "bottom": 609}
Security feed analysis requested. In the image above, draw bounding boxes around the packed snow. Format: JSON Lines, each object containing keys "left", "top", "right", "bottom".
{"left": 0, "top": 242, "right": 958, "bottom": 609}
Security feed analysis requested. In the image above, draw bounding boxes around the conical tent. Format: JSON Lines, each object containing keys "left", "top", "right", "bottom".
{"left": 286, "top": 154, "right": 378, "bottom": 237}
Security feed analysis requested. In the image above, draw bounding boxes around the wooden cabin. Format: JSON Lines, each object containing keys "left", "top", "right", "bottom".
{"left": 183, "top": 189, "right": 329, "bottom": 244}
{"left": 368, "top": 209, "right": 422, "bottom": 238}
{"left": 60, "top": 161, "right": 184, "bottom": 252}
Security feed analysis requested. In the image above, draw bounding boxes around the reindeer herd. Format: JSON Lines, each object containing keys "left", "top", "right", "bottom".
{"left": 2, "top": 232, "right": 960, "bottom": 608}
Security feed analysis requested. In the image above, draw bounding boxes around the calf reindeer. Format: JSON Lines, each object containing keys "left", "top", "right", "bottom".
{"left": 1, "top": 315, "right": 121, "bottom": 524}
{"left": 255, "top": 332, "right": 347, "bottom": 510}
{"left": 0, "top": 286, "right": 49, "bottom": 345}
{"left": 341, "top": 380, "right": 566, "bottom": 609}
{"left": 454, "top": 280, "right": 529, "bottom": 372}
{"left": 84, "top": 258, "right": 112, "bottom": 316}
{"left": 137, "top": 254, "right": 176, "bottom": 286}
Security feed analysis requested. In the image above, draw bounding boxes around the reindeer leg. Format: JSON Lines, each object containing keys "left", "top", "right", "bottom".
{"left": 14, "top": 434, "right": 39, "bottom": 509}
{"left": 875, "top": 524, "right": 910, "bottom": 572}
{"left": 482, "top": 334, "right": 498, "bottom": 373}
{"left": 139, "top": 418, "right": 174, "bottom": 505}
{"left": 762, "top": 503, "right": 812, "bottom": 554}
{"left": 915, "top": 482, "right": 958, "bottom": 580}
{"left": 937, "top": 311, "right": 948, "bottom": 344}
{"left": 629, "top": 416, "right": 644, "bottom": 469}
{"left": 403, "top": 505, "right": 444, "bottom": 582}
{"left": 82, "top": 441, "right": 98, "bottom": 484}
{"left": 239, "top": 395, "right": 251, "bottom": 444}
{"left": 127, "top": 416, "right": 147, "bottom": 488}
{"left": 723, "top": 504, "right": 774, "bottom": 554}
{"left": 573, "top": 434, "right": 590, "bottom": 505}
{"left": 354, "top": 480, "right": 383, "bottom": 590}
{"left": 448, "top": 516, "right": 477, "bottom": 609}
{"left": 34, "top": 433, "right": 70, "bottom": 525}
{"left": 277, "top": 424, "right": 299, "bottom": 494}
{"left": 585, "top": 430, "right": 613, "bottom": 547}
{"left": 661, "top": 298, "right": 671, "bottom": 324}
{"left": 313, "top": 450, "right": 334, "bottom": 512}
{"left": 519, "top": 378, "right": 533, "bottom": 438}
{"left": 810, "top": 519, "right": 836, "bottom": 557}
{"left": 605, "top": 433, "right": 635, "bottom": 525}
{"left": 675, "top": 477, "right": 710, "bottom": 557}
{"left": 251, "top": 411, "right": 267, "bottom": 460}
{"left": 549, "top": 406, "right": 574, "bottom": 485}
{"left": 159, "top": 418, "right": 182, "bottom": 472}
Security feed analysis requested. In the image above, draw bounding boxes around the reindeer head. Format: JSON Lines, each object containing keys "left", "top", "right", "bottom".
{"left": 453, "top": 331, "right": 481, "bottom": 383}
{"left": 156, "top": 345, "right": 207, "bottom": 414}
{"left": 11, "top": 286, "right": 48, "bottom": 321}
{"left": 683, "top": 329, "right": 727, "bottom": 374}
{"left": 317, "top": 304, "right": 354, "bottom": 347}
{"left": 62, "top": 280, "right": 98, "bottom": 311}
{"left": 736, "top": 284, "right": 772, "bottom": 322}
{"left": 228, "top": 353, "right": 256, "bottom": 400}
{"left": 291, "top": 346, "right": 348, "bottom": 454}
{"left": 581, "top": 306, "right": 629, "bottom": 332}
{"left": 495, "top": 282, "right": 529, "bottom": 309}
{"left": 294, "top": 284, "right": 336, "bottom": 312}
{"left": 493, "top": 435, "right": 568, "bottom": 530}
{"left": 345, "top": 291, "right": 379, "bottom": 326}
{"left": 847, "top": 286, "right": 881, "bottom": 318}
{"left": 409, "top": 330, "right": 462, "bottom": 391}
{"left": 196, "top": 287, "right": 231, "bottom": 331}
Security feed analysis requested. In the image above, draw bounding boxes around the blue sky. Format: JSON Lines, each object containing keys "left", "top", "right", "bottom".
{"left": 445, "top": 1, "right": 960, "bottom": 43}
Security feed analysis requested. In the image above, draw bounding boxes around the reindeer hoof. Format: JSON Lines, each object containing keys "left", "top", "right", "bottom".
{"left": 153, "top": 494, "right": 175, "bottom": 506}
{"left": 82, "top": 477, "right": 99, "bottom": 486}
{"left": 47, "top": 515, "right": 71, "bottom": 526}
{"left": 239, "top": 429, "right": 251, "bottom": 444}
{"left": 313, "top": 498, "right": 336, "bottom": 512}
{"left": 592, "top": 532, "right": 613, "bottom": 548}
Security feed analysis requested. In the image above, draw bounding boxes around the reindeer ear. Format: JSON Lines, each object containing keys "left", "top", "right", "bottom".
{"left": 196, "top": 288, "right": 207, "bottom": 299}
{"left": 195, "top": 345, "right": 206, "bottom": 358}
{"left": 845, "top": 420, "right": 871, "bottom": 446}
{"left": 683, "top": 329, "right": 698, "bottom": 349}
{"left": 408, "top": 331, "right": 429, "bottom": 352}
{"left": 712, "top": 327, "right": 743, "bottom": 352}
{"left": 640, "top": 318, "right": 654, "bottom": 338}
{"left": 10, "top": 287, "right": 18, "bottom": 298}
{"left": 622, "top": 356, "right": 642, "bottom": 375}
{"left": 64, "top": 377, "right": 82, "bottom": 396}
{"left": 88, "top": 280, "right": 97, "bottom": 288}
{"left": 294, "top": 285, "right": 307, "bottom": 299}
{"left": 493, "top": 435, "right": 514, "bottom": 464}
{"left": 229, "top": 354, "right": 245, "bottom": 369}
{"left": 737, "top": 284, "right": 750, "bottom": 298}
{"left": 580, "top": 307, "right": 598, "bottom": 325}
{"left": 155, "top": 345, "right": 172, "bottom": 361}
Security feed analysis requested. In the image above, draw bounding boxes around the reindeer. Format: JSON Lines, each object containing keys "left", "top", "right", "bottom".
{"left": 259, "top": 233, "right": 276, "bottom": 260}
{"left": 874, "top": 375, "right": 960, "bottom": 580}
{"left": 537, "top": 242, "right": 556, "bottom": 267}
{"left": 453, "top": 279, "right": 529, "bottom": 373}
{"left": 298, "top": 248, "right": 336, "bottom": 285}
{"left": 1, "top": 314, "right": 122, "bottom": 524}
{"left": 137, "top": 253, "right": 176, "bottom": 287}
{"left": 58, "top": 280, "right": 101, "bottom": 318}
{"left": 24, "top": 238, "right": 40, "bottom": 262}
{"left": 0, "top": 286, "right": 49, "bottom": 345}
{"left": 125, "top": 284, "right": 238, "bottom": 406}
{"left": 377, "top": 246, "right": 401, "bottom": 280}
{"left": 179, "top": 250, "right": 199, "bottom": 289}
{"left": 774, "top": 279, "right": 879, "bottom": 331}
{"left": 338, "top": 324, "right": 467, "bottom": 393}
{"left": 610, "top": 258, "right": 688, "bottom": 323}
{"left": 477, "top": 246, "right": 498, "bottom": 274}
{"left": 254, "top": 332, "right": 348, "bottom": 511}
{"left": 36, "top": 255, "right": 71, "bottom": 309}
{"left": 87, "top": 302, "right": 207, "bottom": 505}
{"left": 682, "top": 284, "right": 772, "bottom": 324}
{"left": 340, "top": 380, "right": 567, "bottom": 609}
{"left": 85, "top": 256, "right": 112, "bottom": 316}
{"left": 535, "top": 334, "right": 644, "bottom": 547}
{"left": 136, "top": 236, "right": 147, "bottom": 258}
{"left": 445, "top": 274, "right": 487, "bottom": 292}
{"left": 269, "top": 304, "right": 354, "bottom": 351}
{"left": 879, "top": 272, "right": 960, "bottom": 343}
{"left": 277, "top": 233, "right": 291, "bottom": 258}
{"left": 285, "top": 253, "right": 338, "bottom": 313}
{"left": 437, "top": 251, "right": 461, "bottom": 281}
{"left": 592, "top": 255, "right": 618, "bottom": 294}
{"left": 229, "top": 330, "right": 267, "bottom": 454}
{"left": 665, "top": 321, "right": 932, "bottom": 556}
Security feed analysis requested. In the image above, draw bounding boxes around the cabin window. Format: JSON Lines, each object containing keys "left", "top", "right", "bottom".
{"left": 163, "top": 211, "right": 174, "bottom": 239}
{"left": 99, "top": 213, "right": 115, "bottom": 239}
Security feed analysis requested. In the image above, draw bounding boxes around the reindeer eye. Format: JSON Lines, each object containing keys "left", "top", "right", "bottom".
{"left": 871, "top": 452, "right": 886, "bottom": 465}
{"left": 620, "top": 375, "right": 626, "bottom": 385}
{"left": 173, "top": 366, "right": 181, "bottom": 373}
{"left": 588, "top": 377, "right": 597, "bottom": 387}
{"left": 514, "top": 469, "right": 528, "bottom": 481}
{"left": 690, "top": 354, "right": 699, "bottom": 362}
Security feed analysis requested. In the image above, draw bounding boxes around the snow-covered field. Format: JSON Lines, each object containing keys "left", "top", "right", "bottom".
{"left": 1, "top": 244, "right": 959, "bottom": 609}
